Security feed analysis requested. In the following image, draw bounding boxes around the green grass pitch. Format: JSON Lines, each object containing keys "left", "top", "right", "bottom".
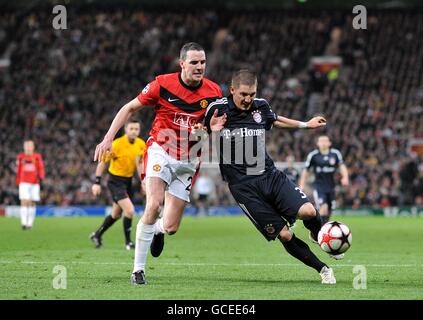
{"left": 0, "top": 215, "right": 422, "bottom": 300}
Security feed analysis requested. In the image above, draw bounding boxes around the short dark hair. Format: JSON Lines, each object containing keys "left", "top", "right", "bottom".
{"left": 125, "top": 119, "right": 140, "bottom": 127}
{"left": 231, "top": 69, "right": 258, "bottom": 88}
{"left": 316, "top": 135, "right": 330, "bottom": 142}
{"left": 180, "top": 42, "right": 205, "bottom": 60}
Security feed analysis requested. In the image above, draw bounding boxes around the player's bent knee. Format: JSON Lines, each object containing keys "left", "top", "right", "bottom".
{"left": 112, "top": 212, "right": 122, "bottom": 219}
{"left": 164, "top": 223, "right": 179, "bottom": 235}
{"left": 124, "top": 211, "right": 135, "bottom": 218}
{"left": 298, "top": 203, "right": 316, "bottom": 220}
{"left": 278, "top": 228, "right": 293, "bottom": 242}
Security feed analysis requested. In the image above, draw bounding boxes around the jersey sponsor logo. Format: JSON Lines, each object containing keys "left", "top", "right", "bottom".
{"left": 222, "top": 129, "right": 231, "bottom": 139}
{"left": 241, "top": 128, "right": 264, "bottom": 137}
{"left": 252, "top": 110, "right": 262, "bottom": 123}
{"left": 153, "top": 164, "right": 161, "bottom": 172}
{"left": 173, "top": 112, "right": 199, "bottom": 128}
{"left": 316, "top": 166, "right": 336, "bottom": 173}
{"left": 142, "top": 84, "right": 150, "bottom": 94}
{"left": 23, "top": 163, "right": 36, "bottom": 171}
{"left": 200, "top": 99, "right": 208, "bottom": 109}
{"left": 221, "top": 128, "right": 265, "bottom": 139}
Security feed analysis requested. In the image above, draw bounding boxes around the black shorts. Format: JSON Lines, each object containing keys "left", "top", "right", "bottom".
{"left": 313, "top": 189, "right": 336, "bottom": 213}
{"left": 198, "top": 194, "right": 209, "bottom": 201}
{"left": 229, "top": 169, "right": 309, "bottom": 241}
{"left": 107, "top": 173, "right": 133, "bottom": 203}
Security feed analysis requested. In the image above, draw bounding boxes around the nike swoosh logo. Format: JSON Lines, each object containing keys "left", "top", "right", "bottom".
{"left": 168, "top": 98, "right": 179, "bottom": 102}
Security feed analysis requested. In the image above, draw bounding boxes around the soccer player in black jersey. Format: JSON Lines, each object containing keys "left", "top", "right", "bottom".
{"left": 299, "top": 135, "right": 349, "bottom": 259}
{"left": 204, "top": 70, "right": 336, "bottom": 284}
{"left": 299, "top": 136, "right": 349, "bottom": 224}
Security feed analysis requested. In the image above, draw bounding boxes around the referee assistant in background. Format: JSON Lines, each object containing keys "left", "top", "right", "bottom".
{"left": 90, "top": 119, "right": 146, "bottom": 250}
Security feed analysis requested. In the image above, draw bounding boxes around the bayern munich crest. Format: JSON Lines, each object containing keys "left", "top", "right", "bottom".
{"left": 252, "top": 110, "right": 262, "bottom": 123}
{"left": 265, "top": 224, "right": 275, "bottom": 235}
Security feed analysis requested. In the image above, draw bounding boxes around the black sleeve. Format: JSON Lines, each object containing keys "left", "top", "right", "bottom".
{"left": 263, "top": 101, "right": 277, "bottom": 130}
{"left": 305, "top": 153, "right": 315, "bottom": 169}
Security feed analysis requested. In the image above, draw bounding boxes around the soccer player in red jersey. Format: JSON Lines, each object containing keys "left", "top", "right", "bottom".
{"left": 94, "top": 42, "right": 222, "bottom": 285}
{"left": 16, "top": 140, "right": 45, "bottom": 230}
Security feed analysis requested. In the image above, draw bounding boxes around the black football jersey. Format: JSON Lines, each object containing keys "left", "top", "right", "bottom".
{"left": 204, "top": 96, "right": 277, "bottom": 185}
{"left": 304, "top": 148, "right": 344, "bottom": 192}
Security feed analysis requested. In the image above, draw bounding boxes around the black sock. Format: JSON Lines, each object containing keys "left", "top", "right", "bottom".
{"left": 321, "top": 215, "right": 330, "bottom": 225}
{"left": 123, "top": 216, "right": 133, "bottom": 243}
{"left": 303, "top": 209, "right": 322, "bottom": 239}
{"left": 96, "top": 215, "right": 117, "bottom": 237}
{"left": 280, "top": 234, "right": 326, "bottom": 272}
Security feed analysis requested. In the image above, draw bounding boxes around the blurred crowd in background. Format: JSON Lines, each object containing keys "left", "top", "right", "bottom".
{"left": 0, "top": 6, "right": 422, "bottom": 208}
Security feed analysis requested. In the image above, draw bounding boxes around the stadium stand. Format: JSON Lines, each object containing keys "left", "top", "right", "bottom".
{"left": 0, "top": 6, "right": 422, "bottom": 208}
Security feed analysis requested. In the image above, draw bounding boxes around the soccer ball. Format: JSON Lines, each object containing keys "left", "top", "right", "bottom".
{"left": 318, "top": 221, "right": 352, "bottom": 255}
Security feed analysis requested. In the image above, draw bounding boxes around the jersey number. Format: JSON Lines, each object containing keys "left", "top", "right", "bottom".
{"left": 185, "top": 176, "right": 193, "bottom": 191}
{"left": 295, "top": 187, "right": 307, "bottom": 199}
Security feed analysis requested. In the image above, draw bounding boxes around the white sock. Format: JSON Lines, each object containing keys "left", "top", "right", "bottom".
{"left": 154, "top": 217, "right": 165, "bottom": 235}
{"left": 133, "top": 221, "right": 155, "bottom": 273}
{"left": 20, "top": 206, "right": 28, "bottom": 227}
{"left": 28, "top": 206, "right": 36, "bottom": 227}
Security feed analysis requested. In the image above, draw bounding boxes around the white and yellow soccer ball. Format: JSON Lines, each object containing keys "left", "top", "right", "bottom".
{"left": 318, "top": 221, "right": 352, "bottom": 255}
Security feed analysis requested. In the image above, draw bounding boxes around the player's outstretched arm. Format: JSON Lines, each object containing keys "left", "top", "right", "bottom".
{"left": 339, "top": 164, "right": 349, "bottom": 187}
{"left": 94, "top": 98, "right": 145, "bottom": 162}
{"left": 298, "top": 169, "right": 309, "bottom": 191}
{"left": 38, "top": 154, "right": 45, "bottom": 181}
{"left": 273, "top": 115, "right": 326, "bottom": 129}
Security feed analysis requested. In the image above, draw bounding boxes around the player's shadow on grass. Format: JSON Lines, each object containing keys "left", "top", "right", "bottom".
{"left": 151, "top": 274, "right": 348, "bottom": 286}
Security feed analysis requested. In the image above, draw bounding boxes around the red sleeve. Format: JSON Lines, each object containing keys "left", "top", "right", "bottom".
{"left": 137, "top": 79, "right": 160, "bottom": 106}
{"left": 15, "top": 154, "right": 21, "bottom": 185}
{"left": 37, "top": 154, "right": 45, "bottom": 180}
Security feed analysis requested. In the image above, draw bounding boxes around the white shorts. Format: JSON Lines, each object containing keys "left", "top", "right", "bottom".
{"left": 19, "top": 183, "right": 40, "bottom": 202}
{"left": 143, "top": 142, "right": 199, "bottom": 202}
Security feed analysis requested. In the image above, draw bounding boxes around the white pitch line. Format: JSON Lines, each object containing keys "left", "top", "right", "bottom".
{"left": 0, "top": 261, "right": 422, "bottom": 268}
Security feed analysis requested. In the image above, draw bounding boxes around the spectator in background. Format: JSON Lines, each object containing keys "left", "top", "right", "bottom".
{"left": 0, "top": 8, "right": 422, "bottom": 208}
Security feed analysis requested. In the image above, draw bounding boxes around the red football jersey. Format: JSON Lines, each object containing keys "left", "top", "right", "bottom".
{"left": 137, "top": 72, "right": 222, "bottom": 159}
{"left": 16, "top": 153, "right": 45, "bottom": 185}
